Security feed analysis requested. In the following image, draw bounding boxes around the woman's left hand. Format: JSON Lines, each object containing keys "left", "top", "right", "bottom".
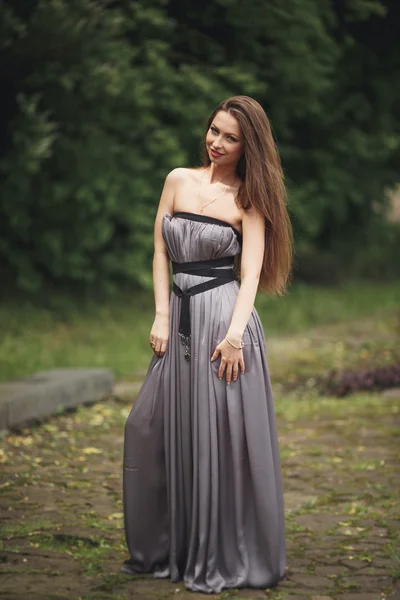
{"left": 211, "top": 339, "right": 245, "bottom": 384}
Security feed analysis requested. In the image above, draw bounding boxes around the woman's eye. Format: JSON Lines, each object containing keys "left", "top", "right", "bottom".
{"left": 210, "top": 127, "right": 237, "bottom": 142}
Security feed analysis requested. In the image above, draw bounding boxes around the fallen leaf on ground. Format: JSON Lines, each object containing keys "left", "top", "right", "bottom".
{"left": 82, "top": 447, "right": 103, "bottom": 454}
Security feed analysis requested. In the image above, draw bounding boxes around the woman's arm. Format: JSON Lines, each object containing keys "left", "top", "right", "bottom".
{"left": 227, "top": 208, "right": 265, "bottom": 341}
{"left": 211, "top": 208, "right": 265, "bottom": 382}
{"left": 149, "top": 169, "right": 181, "bottom": 357}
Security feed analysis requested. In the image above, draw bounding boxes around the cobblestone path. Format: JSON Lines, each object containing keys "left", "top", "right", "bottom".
{"left": 0, "top": 388, "right": 399, "bottom": 600}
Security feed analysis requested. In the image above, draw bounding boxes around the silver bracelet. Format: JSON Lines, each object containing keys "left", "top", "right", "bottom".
{"left": 225, "top": 336, "right": 244, "bottom": 350}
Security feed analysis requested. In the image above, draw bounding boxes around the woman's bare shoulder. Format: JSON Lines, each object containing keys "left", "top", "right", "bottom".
{"left": 165, "top": 167, "right": 203, "bottom": 185}
{"left": 166, "top": 167, "right": 201, "bottom": 180}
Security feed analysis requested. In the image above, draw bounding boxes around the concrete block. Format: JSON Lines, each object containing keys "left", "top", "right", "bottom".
{"left": 0, "top": 368, "right": 114, "bottom": 431}
{"left": 382, "top": 387, "right": 400, "bottom": 399}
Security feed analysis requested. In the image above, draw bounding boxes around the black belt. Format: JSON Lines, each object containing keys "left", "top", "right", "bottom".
{"left": 172, "top": 256, "right": 236, "bottom": 360}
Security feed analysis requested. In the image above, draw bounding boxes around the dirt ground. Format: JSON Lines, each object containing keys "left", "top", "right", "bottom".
{"left": 0, "top": 384, "right": 399, "bottom": 600}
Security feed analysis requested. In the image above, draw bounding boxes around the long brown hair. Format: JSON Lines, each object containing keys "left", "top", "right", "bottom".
{"left": 202, "top": 96, "right": 293, "bottom": 295}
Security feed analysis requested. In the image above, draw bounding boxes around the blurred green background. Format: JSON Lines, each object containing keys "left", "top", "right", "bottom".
{"left": 0, "top": 0, "right": 399, "bottom": 382}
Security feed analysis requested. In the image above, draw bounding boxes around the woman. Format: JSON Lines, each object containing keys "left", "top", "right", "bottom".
{"left": 121, "top": 95, "right": 293, "bottom": 594}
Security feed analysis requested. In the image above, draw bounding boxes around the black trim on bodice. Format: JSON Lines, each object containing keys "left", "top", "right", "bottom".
{"left": 172, "top": 211, "right": 242, "bottom": 245}
{"left": 172, "top": 256, "right": 236, "bottom": 360}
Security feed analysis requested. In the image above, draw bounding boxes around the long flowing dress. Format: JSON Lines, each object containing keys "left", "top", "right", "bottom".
{"left": 122, "top": 211, "right": 286, "bottom": 594}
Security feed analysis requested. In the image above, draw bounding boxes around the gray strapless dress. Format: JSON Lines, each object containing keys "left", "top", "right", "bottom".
{"left": 122, "top": 212, "right": 286, "bottom": 593}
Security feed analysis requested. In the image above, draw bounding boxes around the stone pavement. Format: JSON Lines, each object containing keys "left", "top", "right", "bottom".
{"left": 0, "top": 389, "right": 399, "bottom": 600}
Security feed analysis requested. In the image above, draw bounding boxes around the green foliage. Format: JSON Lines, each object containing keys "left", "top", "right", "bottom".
{"left": 168, "top": 0, "right": 400, "bottom": 248}
{"left": 0, "top": 0, "right": 399, "bottom": 291}
{"left": 0, "top": 0, "right": 183, "bottom": 291}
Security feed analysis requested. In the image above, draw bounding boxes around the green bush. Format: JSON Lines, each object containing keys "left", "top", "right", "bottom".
{"left": 0, "top": 0, "right": 399, "bottom": 292}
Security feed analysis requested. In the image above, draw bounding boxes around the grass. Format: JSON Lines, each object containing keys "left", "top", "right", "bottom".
{"left": 274, "top": 391, "right": 400, "bottom": 421}
{"left": 0, "top": 280, "right": 399, "bottom": 383}
{"left": 256, "top": 279, "right": 399, "bottom": 332}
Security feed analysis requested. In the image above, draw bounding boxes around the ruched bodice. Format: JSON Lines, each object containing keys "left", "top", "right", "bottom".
{"left": 162, "top": 211, "right": 241, "bottom": 262}
{"left": 162, "top": 212, "right": 241, "bottom": 295}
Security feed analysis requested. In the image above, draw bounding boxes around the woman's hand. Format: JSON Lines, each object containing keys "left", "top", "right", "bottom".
{"left": 211, "top": 338, "right": 245, "bottom": 384}
{"left": 149, "top": 314, "right": 169, "bottom": 357}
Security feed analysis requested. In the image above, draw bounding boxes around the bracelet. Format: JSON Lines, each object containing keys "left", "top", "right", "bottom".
{"left": 225, "top": 336, "right": 244, "bottom": 350}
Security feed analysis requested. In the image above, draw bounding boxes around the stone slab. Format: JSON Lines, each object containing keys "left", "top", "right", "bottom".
{"left": 0, "top": 368, "right": 114, "bottom": 431}
{"left": 382, "top": 387, "right": 400, "bottom": 399}
{"left": 284, "top": 491, "right": 319, "bottom": 511}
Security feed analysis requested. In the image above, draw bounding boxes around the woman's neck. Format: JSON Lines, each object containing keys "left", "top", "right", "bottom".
{"left": 208, "top": 163, "right": 238, "bottom": 187}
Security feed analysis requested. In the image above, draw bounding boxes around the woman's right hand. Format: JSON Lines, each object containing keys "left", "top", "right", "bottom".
{"left": 149, "top": 314, "right": 169, "bottom": 357}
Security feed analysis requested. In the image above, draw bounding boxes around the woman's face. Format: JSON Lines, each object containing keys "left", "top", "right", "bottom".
{"left": 205, "top": 110, "right": 244, "bottom": 167}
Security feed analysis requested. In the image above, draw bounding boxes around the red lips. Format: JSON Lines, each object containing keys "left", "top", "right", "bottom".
{"left": 210, "top": 148, "right": 223, "bottom": 158}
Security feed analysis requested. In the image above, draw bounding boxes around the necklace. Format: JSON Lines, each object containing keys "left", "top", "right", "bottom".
{"left": 198, "top": 169, "right": 234, "bottom": 215}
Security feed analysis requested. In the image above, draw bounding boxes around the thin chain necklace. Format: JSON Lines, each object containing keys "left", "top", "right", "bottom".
{"left": 198, "top": 168, "right": 235, "bottom": 215}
